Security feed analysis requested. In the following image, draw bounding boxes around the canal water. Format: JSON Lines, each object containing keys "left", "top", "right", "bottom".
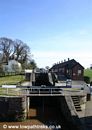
{"left": 28, "top": 96, "right": 74, "bottom": 130}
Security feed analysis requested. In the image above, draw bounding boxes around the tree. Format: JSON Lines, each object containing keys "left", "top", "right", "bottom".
{"left": 25, "top": 60, "right": 37, "bottom": 69}
{"left": 45, "top": 66, "right": 50, "bottom": 71}
{"left": 90, "top": 64, "right": 92, "bottom": 69}
{"left": 0, "top": 64, "right": 4, "bottom": 73}
{"left": 13, "top": 39, "right": 30, "bottom": 64}
{"left": 0, "top": 37, "right": 31, "bottom": 69}
{"left": 0, "top": 37, "right": 13, "bottom": 63}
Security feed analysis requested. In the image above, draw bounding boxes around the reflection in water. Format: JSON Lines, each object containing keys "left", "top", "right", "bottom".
{"left": 29, "top": 97, "right": 62, "bottom": 130}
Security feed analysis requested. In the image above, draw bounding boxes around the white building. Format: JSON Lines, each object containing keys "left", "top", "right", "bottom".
{"left": 3, "top": 60, "right": 22, "bottom": 72}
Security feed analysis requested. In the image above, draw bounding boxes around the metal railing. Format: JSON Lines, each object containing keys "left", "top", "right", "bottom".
{"left": 21, "top": 87, "right": 63, "bottom": 96}
{"left": 0, "top": 87, "right": 63, "bottom": 96}
{"left": 0, "top": 88, "right": 21, "bottom": 96}
{"left": 0, "top": 87, "right": 87, "bottom": 96}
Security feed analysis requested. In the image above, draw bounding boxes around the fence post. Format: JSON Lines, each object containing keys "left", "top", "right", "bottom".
{"left": 51, "top": 88, "right": 52, "bottom": 96}
{"left": 39, "top": 88, "right": 40, "bottom": 96}
{"left": 6, "top": 88, "right": 8, "bottom": 95}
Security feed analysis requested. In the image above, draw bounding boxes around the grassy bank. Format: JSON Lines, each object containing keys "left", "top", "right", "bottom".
{"left": 0, "top": 75, "right": 25, "bottom": 86}
{"left": 84, "top": 69, "right": 92, "bottom": 81}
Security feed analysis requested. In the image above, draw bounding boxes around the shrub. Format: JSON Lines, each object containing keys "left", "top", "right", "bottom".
{"left": 84, "top": 76, "right": 90, "bottom": 84}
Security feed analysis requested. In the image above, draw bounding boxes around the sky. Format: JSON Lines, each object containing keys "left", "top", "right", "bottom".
{"left": 0, "top": 0, "right": 92, "bottom": 68}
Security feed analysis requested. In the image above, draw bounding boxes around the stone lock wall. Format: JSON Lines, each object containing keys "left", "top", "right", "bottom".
{"left": 0, "top": 96, "right": 29, "bottom": 121}
{"left": 59, "top": 96, "right": 84, "bottom": 130}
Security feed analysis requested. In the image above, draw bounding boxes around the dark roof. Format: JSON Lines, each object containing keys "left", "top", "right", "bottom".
{"left": 51, "top": 59, "right": 84, "bottom": 69}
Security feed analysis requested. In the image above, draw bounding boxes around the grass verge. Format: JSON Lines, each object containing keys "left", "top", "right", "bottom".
{"left": 0, "top": 75, "right": 25, "bottom": 86}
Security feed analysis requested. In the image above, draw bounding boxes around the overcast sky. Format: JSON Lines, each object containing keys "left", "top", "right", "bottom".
{"left": 0, "top": 0, "right": 92, "bottom": 68}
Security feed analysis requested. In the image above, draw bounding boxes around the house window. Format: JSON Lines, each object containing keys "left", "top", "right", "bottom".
{"left": 73, "top": 73, "right": 76, "bottom": 76}
{"left": 54, "top": 69, "right": 58, "bottom": 72}
{"left": 78, "top": 70, "right": 82, "bottom": 75}
{"left": 59, "top": 68, "right": 62, "bottom": 72}
{"left": 67, "top": 69, "right": 69, "bottom": 73}
{"left": 61, "top": 68, "right": 64, "bottom": 73}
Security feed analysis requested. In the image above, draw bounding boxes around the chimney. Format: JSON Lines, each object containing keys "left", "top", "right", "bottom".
{"left": 68, "top": 58, "right": 70, "bottom": 61}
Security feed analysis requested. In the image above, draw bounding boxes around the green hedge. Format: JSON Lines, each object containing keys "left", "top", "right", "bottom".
{"left": 84, "top": 76, "right": 90, "bottom": 84}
